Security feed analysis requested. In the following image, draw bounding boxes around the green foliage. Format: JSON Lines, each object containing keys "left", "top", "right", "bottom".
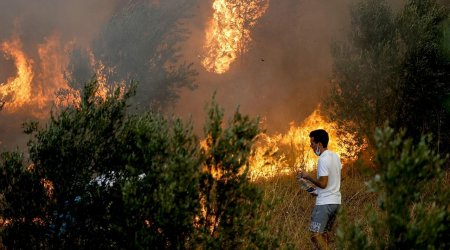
{"left": 325, "top": 0, "right": 450, "bottom": 152}
{"left": 120, "top": 113, "right": 202, "bottom": 249}
{"left": 395, "top": 0, "right": 450, "bottom": 145}
{"left": 0, "top": 152, "right": 48, "bottom": 249}
{"left": 442, "top": 18, "right": 450, "bottom": 57}
{"left": 0, "top": 78, "right": 273, "bottom": 248}
{"left": 337, "top": 125, "right": 450, "bottom": 249}
{"left": 326, "top": 0, "right": 398, "bottom": 147}
{"left": 195, "top": 97, "right": 274, "bottom": 249}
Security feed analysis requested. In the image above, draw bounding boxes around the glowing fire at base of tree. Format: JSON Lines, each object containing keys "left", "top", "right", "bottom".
{"left": 248, "top": 107, "right": 367, "bottom": 180}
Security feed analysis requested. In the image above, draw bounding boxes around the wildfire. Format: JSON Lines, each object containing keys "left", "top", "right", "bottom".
{"left": 199, "top": 107, "right": 365, "bottom": 181}
{"left": 87, "top": 50, "right": 110, "bottom": 100}
{"left": 57, "top": 49, "right": 111, "bottom": 107}
{"left": 33, "top": 34, "right": 74, "bottom": 116}
{"left": 202, "top": 0, "right": 270, "bottom": 74}
{"left": 248, "top": 107, "right": 366, "bottom": 180}
{"left": 0, "top": 34, "right": 114, "bottom": 114}
{"left": 56, "top": 49, "right": 114, "bottom": 108}
{"left": 0, "top": 37, "right": 34, "bottom": 111}
{"left": 0, "top": 35, "right": 75, "bottom": 115}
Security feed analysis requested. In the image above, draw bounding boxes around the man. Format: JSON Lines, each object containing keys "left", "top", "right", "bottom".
{"left": 298, "top": 129, "right": 342, "bottom": 249}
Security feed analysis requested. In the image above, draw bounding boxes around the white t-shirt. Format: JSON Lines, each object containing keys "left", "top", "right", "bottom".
{"left": 316, "top": 150, "right": 342, "bottom": 205}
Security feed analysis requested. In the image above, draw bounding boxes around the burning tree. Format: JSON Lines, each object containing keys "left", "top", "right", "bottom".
{"left": 67, "top": 0, "right": 198, "bottom": 109}
{"left": 202, "top": 0, "right": 270, "bottom": 74}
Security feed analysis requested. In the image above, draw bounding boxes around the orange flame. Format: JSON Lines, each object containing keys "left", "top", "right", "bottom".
{"left": 0, "top": 34, "right": 115, "bottom": 114}
{"left": 202, "top": 0, "right": 269, "bottom": 74}
{"left": 249, "top": 107, "right": 366, "bottom": 180}
{"left": 87, "top": 50, "right": 110, "bottom": 100}
{"left": 33, "top": 34, "right": 74, "bottom": 116}
{"left": 199, "top": 107, "right": 366, "bottom": 181}
{"left": 55, "top": 49, "right": 114, "bottom": 108}
{"left": 0, "top": 37, "right": 34, "bottom": 111}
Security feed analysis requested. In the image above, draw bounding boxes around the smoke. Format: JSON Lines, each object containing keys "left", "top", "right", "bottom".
{"left": 0, "top": 0, "right": 120, "bottom": 48}
{"left": 68, "top": 0, "right": 198, "bottom": 109}
{"left": 0, "top": 0, "right": 121, "bottom": 149}
{"left": 0, "top": 0, "right": 199, "bottom": 150}
{"left": 0, "top": 0, "right": 410, "bottom": 150}
{"left": 176, "top": 0, "right": 354, "bottom": 133}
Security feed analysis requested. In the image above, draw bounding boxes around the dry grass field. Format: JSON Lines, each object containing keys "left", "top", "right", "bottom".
{"left": 253, "top": 167, "right": 378, "bottom": 249}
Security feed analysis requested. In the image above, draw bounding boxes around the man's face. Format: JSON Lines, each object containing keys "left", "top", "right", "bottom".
{"left": 310, "top": 137, "right": 318, "bottom": 152}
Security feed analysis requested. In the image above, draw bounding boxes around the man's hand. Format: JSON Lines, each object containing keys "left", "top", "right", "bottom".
{"left": 298, "top": 170, "right": 311, "bottom": 181}
{"left": 298, "top": 170, "right": 328, "bottom": 189}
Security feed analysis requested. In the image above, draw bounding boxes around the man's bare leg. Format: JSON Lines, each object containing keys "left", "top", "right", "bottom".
{"left": 311, "top": 233, "right": 329, "bottom": 250}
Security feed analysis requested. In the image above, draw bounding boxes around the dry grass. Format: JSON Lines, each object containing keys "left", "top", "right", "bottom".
{"left": 254, "top": 168, "right": 378, "bottom": 249}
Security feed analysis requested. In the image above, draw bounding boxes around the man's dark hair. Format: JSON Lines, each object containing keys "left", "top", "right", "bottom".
{"left": 309, "top": 129, "right": 329, "bottom": 148}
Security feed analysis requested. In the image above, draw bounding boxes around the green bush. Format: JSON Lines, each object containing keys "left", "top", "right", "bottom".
{"left": 326, "top": 0, "right": 450, "bottom": 152}
{"left": 0, "top": 79, "right": 274, "bottom": 249}
{"left": 337, "top": 125, "right": 450, "bottom": 249}
{"left": 194, "top": 96, "right": 272, "bottom": 249}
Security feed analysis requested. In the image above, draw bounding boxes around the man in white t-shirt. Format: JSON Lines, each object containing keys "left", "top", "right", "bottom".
{"left": 298, "top": 129, "right": 342, "bottom": 249}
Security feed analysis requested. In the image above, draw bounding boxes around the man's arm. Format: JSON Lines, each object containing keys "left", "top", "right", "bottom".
{"left": 299, "top": 171, "right": 328, "bottom": 189}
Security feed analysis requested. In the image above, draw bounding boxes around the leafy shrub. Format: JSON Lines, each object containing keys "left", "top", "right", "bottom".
{"left": 0, "top": 79, "right": 273, "bottom": 249}
{"left": 337, "top": 125, "right": 450, "bottom": 249}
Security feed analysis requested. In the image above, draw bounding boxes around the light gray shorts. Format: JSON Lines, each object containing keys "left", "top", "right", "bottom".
{"left": 309, "top": 204, "right": 340, "bottom": 233}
